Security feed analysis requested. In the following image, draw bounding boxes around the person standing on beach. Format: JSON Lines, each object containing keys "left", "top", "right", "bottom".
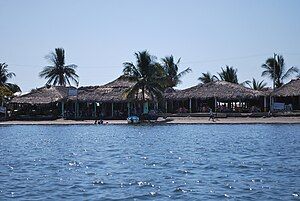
{"left": 208, "top": 108, "right": 215, "bottom": 122}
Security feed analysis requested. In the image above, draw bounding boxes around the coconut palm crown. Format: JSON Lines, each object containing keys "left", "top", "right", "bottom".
{"left": 218, "top": 65, "right": 238, "bottom": 84}
{"left": 245, "top": 78, "right": 267, "bottom": 91}
{"left": 0, "top": 63, "right": 21, "bottom": 93}
{"left": 39, "top": 48, "right": 79, "bottom": 86}
{"left": 261, "top": 54, "right": 298, "bottom": 88}
{"left": 122, "top": 51, "right": 165, "bottom": 101}
{"left": 198, "top": 71, "right": 219, "bottom": 84}
{"left": 161, "top": 55, "right": 191, "bottom": 88}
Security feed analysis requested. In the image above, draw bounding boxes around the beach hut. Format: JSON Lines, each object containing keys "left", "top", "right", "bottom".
{"left": 9, "top": 85, "right": 75, "bottom": 120}
{"left": 164, "top": 81, "right": 269, "bottom": 113}
{"left": 271, "top": 78, "right": 300, "bottom": 111}
{"left": 74, "top": 76, "right": 158, "bottom": 119}
{"left": 74, "top": 77, "right": 135, "bottom": 119}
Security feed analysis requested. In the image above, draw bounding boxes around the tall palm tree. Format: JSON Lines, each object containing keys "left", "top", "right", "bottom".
{"left": 218, "top": 65, "right": 238, "bottom": 84}
{"left": 0, "top": 63, "right": 21, "bottom": 93}
{"left": 161, "top": 55, "right": 191, "bottom": 88}
{"left": 261, "top": 54, "right": 298, "bottom": 88}
{"left": 122, "top": 51, "right": 165, "bottom": 102}
{"left": 245, "top": 78, "right": 267, "bottom": 90}
{"left": 39, "top": 48, "right": 79, "bottom": 86}
{"left": 198, "top": 72, "right": 218, "bottom": 83}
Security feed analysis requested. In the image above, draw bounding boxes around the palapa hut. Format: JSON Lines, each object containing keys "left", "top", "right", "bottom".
{"left": 271, "top": 78, "right": 300, "bottom": 111}
{"left": 73, "top": 77, "right": 136, "bottom": 119}
{"left": 9, "top": 76, "right": 159, "bottom": 120}
{"left": 9, "top": 85, "right": 76, "bottom": 120}
{"left": 164, "top": 81, "right": 269, "bottom": 113}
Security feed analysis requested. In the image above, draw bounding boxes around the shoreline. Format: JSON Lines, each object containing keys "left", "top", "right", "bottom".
{"left": 1, "top": 116, "right": 300, "bottom": 125}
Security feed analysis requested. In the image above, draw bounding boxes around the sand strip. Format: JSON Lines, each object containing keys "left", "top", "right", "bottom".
{"left": 1, "top": 116, "right": 300, "bottom": 125}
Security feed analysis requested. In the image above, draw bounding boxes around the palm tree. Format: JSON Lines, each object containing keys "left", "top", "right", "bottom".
{"left": 245, "top": 78, "right": 267, "bottom": 90}
{"left": 198, "top": 72, "right": 218, "bottom": 83}
{"left": 261, "top": 54, "right": 298, "bottom": 88}
{"left": 218, "top": 65, "right": 238, "bottom": 84}
{"left": 122, "top": 51, "right": 165, "bottom": 102}
{"left": 39, "top": 48, "right": 79, "bottom": 86}
{"left": 0, "top": 63, "right": 21, "bottom": 93}
{"left": 161, "top": 55, "right": 191, "bottom": 88}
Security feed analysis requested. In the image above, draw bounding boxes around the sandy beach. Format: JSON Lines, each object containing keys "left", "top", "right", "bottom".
{"left": 1, "top": 116, "right": 300, "bottom": 125}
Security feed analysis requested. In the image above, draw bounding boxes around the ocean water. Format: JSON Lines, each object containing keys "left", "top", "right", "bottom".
{"left": 0, "top": 124, "right": 299, "bottom": 200}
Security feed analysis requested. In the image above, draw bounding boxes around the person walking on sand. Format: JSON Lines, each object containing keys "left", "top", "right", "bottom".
{"left": 208, "top": 108, "right": 215, "bottom": 122}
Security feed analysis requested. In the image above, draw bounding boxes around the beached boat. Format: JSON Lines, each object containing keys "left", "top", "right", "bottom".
{"left": 127, "top": 116, "right": 140, "bottom": 124}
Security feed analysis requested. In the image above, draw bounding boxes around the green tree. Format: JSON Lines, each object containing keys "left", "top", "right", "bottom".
{"left": 261, "top": 54, "right": 298, "bottom": 88}
{"left": 245, "top": 78, "right": 267, "bottom": 90}
{"left": 218, "top": 65, "right": 238, "bottom": 84}
{"left": 39, "top": 48, "right": 79, "bottom": 86}
{"left": 0, "top": 63, "right": 21, "bottom": 93}
{"left": 122, "top": 51, "right": 165, "bottom": 101}
{"left": 161, "top": 55, "right": 191, "bottom": 88}
{"left": 198, "top": 72, "right": 218, "bottom": 83}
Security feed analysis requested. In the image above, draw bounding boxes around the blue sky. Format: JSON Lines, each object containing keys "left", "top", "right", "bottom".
{"left": 1, "top": 0, "right": 300, "bottom": 92}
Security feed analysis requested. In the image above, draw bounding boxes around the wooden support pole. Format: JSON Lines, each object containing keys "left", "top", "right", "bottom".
{"left": 61, "top": 102, "right": 64, "bottom": 118}
{"left": 263, "top": 96, "right": 267, "bottom": 112}
{"left": 165, "top": 101, "right": 168, "bottom": 113}
{"left": 127, "top": 102, "right": 130, "bottom": 116}
{"left": 214, "top": 97, "right": 217, "bottom": 112}
{"left": 189, "top": 98, "right": 192, "bottom": 113}
{"left": 94, "top": 102, "right": 97, "bottom": 117}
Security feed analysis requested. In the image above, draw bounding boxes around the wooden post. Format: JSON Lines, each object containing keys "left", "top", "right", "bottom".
{"left": 76, "top": 102, "right": 79, "bottom": 118}
{"left": 127, "top": 102, "right": 130, "bottom": 116}
{"left": 74, "top": 102, "right": 77, "bottom": 118}
{"left": 111, "top": 102, "right": 114, "bottom": 117}
{"left": 263, "top": 96, "right": 267, "bottom": 112}
{"left": 94, "top": 102, "right": 97, "bottom": 117}
{"left": 214, "top": 97, "right": 217, "bottom": 112}
{"left": 61, "top": 102, "right": 65, "bottom": 118}
{"left": 165, "top": 101, "right": 168, "bottom": 113}
{"left": 270, "top": 96, "right": 273, "bottom": 112}
{"left": 189, "top": 98, "right": 192, "bottom": 113}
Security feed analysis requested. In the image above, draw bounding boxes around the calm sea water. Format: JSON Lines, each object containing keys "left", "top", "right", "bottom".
{"left": 0, "top": 124, "right": 299, "bottom": 200}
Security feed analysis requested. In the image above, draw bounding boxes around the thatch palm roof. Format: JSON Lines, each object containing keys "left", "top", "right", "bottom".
{"left": 76, "top": 76, "right": 136, "bottom": 103}
{"left": 10, "top": 86, "right": 75, "bottom": 104}
{"left": 272, "top": 78, "right": 300, "bottom": 97}
{"left": 165, "top": 81, "right": 266, "bottom": 101}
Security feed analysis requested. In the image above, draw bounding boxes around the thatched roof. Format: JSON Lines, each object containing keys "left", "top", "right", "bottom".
{"left": 165, "top": 81, "right": 266, "bottom": 101}
{"left": 10, "top": 86, "right": 75, "bottom": 104}
{"left": 272, "top": 78, "right": 300, "bottom": 97}
{"left": 102, "top": 76, "right": 135, "bottom": 88}
{"left": 76, "top": 76, "right": 136, "bottom": 103}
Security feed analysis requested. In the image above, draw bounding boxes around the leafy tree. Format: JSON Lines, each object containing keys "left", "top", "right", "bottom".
{"left": 39, "top": 48, "right": 79, "bottom": 86}
{"left": 261, "top": 54, "right": 298, "bottom": 88}
{"left": 245, "top": 78, "right": 267, "bottom": 90}
{"left": 0, "top": 63, "right": 21, "bottom": 93}
{"left": 122, "top": 51, "right": 165, "bottom": 101}
{"left": 161, "top": 55, "right": 191, "bottom": 88}
{"left": 218, "top": 65, "right": 238, "bottom": 84}
{"left": 198, "top": 72, "right": 218, "bottom": 83}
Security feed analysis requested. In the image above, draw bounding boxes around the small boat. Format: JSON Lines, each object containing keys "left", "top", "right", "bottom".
{"left": 127, "top": 116, "right": 140, "bottom": 124}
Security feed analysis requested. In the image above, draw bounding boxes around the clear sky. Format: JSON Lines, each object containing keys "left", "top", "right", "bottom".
{"left": 1, "top": 0, "right": 300, "bottom": 92}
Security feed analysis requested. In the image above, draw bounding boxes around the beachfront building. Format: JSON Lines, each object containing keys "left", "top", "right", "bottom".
{"left": 164, "top": 81, "right": 270, "bottom": 114}
{"left": 271, "top": 78, "right": 300, "bottom": 111}
{"left": 8, "top": 77, "right": 148, "bottom": 120}
{"left": 8, "top": 78, "right": 282, "bottom": 120}
{"left": 9, "top": 85, "right": 75, "bottom": 120}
